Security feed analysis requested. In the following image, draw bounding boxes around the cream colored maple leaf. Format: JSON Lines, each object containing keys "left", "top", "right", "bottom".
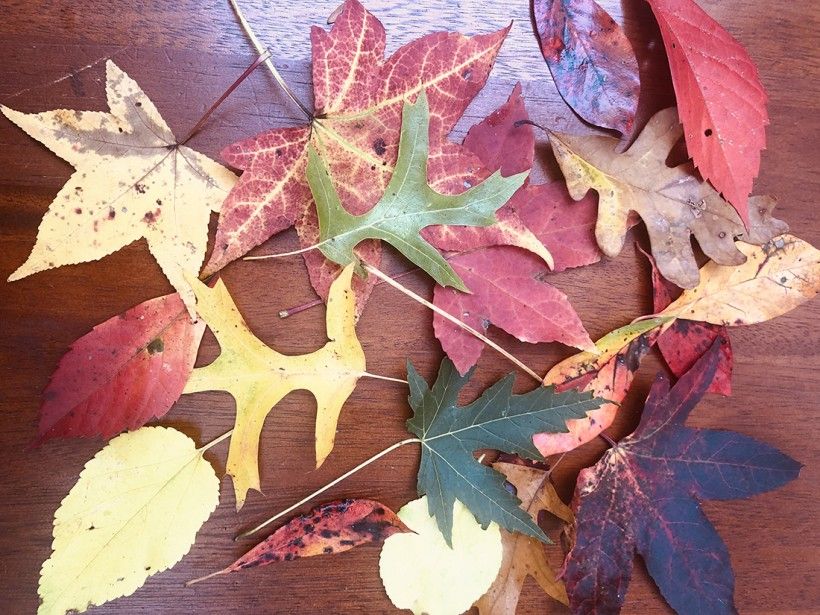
{"left": 2, "top": 61, "right": 237, "bottom": 313}
{"left": 183, "top": 264, "right": 366, "bottom": 509}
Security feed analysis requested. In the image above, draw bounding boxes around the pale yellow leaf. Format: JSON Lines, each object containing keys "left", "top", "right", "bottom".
{"left": 38, "top": 427, "right": 219, "bottom": 615}
{"left": 3, "top": 61, "right": 237, "bottom": 314}
{"left": 380, "top": 497, "right": 502, "bottom": 615}
{"left": 549, "top": 107, "right": 787, "bottom": 288}
{"left": 475, "top": 463, "right": 572, "bottom": 614}
{"left": 658, "top": 234, "right": 820, "bottom": 325}
{"left": 183, "top": 263, "right": 365, "bottom": 508}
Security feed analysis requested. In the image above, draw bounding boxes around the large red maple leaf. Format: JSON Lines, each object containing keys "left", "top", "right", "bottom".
{"left": 207, "top": 0, "right": 540, "bottom": 314}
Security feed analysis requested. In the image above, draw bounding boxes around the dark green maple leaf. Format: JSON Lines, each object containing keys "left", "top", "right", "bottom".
{"left": 406, "top": 358, "right": 602, "bottom": 545}
{"left": 306, "top": 91, "right": 528, "bottom": 290}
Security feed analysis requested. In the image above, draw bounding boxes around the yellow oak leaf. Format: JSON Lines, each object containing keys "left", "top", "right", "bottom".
{"left": 2, "top": 60, "right": 237, "bottom": 314}
{"left": 380, "top": 496, "right": 502, "bottom": 615}
{"left": 38, "top": 427, "right": 219, "bottom": 615}
{"left": 183, "top": 264, "right": 365, "bottom": 509}
{"left": 658, "top": 234, "right": 820, "bottom": 325}
{"left": 475, "top": 462, "right": 573, "bottom": 614}
{"left": 549, "top": 107, "right": 787, "bottom": 289}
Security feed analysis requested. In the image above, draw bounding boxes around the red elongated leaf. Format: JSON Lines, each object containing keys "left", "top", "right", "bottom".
{"left": 533, "top": 0, "right": 640, "bottom": 135}
{"left": 564, "top": 343, "right": 801, "bottom": 614}
{"left": 647, "top": 0, "right": 767, "bottom": 225}
{"left": 36, "top": 293, "right": 205, "bottom": 443}
{"left": 434, "top": 248, "right": 594, "bottom": 374}
{"left": 204, "top": 500, "right": 409, "bottom": 579}
{"left": 640, "top": 245, "right": 733, "bottom": 395}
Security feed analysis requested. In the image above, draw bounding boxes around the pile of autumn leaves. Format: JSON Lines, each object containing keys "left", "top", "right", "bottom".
{"left": 3, "top": 0, "right": 819, "bottom": 614}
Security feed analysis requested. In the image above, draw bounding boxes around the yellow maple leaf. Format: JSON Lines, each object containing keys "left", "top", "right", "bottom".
{"left": 658, "top": 234, "right": 820, "bottom": 325}
{"left": 38, "top": 427, "right": 220, "bottom": 615}
{"left": 183, "top": 263, "right": 366, "bottom": 509}
{"left": 2, "top": 61, "right": 237, "bottom": 313}
{"left": 475, "top": 462, "right": 573, "bottom": 613}
{"left": 380, "top": 497, "right": 502, "bottom": 615}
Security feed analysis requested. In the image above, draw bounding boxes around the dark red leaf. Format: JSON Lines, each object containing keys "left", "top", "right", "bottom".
{"left": 36, "top": 293, "right": 205, "bottom": 443}
{"left": 646, "top": 0, "right": 767, "bottom": 225}
{"left": 213, "top": 500, "right": 409, "bottom": 577}
{"left": 640, "top": 245, "right": 733, "bottom": 395}
{"left": 533, "top": 0, "right": 640, "bottom": 135}
{"left": 564, "top": 343, "right": 801, "bottom": 614}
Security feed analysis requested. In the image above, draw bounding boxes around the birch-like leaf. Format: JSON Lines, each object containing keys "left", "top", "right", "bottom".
{"left": 183, "top": 264, "right": 365, "bottom": 509}
{"left": 308, "top": 92, "right": 527, "bottom": 290}
{"left": 38, "top": 427, "right": 219, "bottom": 615}
{"left": 2, "top": 61, "right": 236, "bottom": 313}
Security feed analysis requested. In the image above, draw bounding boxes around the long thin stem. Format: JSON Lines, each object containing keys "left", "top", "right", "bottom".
{"left": 236, "top": 437, "right": 421, "bottom": 539}
{"left": 243, "top": 238, "right": 329, "bottom": 260}
{"left": 361, "top": 371, "right": 408, "bottom": 384}
{"left": 199, "top": 428, "right": 233, "bottom": 453}
{"left": 364, "top": 264, "right": 544, "bottom": 383}
{"left": 179, "top": 49, "right": 271, "bottom": 145}
{"left": 228, "top": 0, "right": 313, "bottom": 119}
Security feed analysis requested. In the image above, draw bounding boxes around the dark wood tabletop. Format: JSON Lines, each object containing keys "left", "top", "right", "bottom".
{"left": 1, "top": 1, "right": 817, "bottom": 613}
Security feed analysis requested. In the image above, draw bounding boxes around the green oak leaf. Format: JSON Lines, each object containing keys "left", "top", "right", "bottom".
{"left": 306, "top": 91, "right": 529, "bottom": 290}
{"left": 406, "top": 358, "right": 603, "bottom": 545}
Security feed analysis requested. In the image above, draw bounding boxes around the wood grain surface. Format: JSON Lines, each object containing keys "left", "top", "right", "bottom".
{"left": 0, "top": 1, "right": 817, "bottom": 613}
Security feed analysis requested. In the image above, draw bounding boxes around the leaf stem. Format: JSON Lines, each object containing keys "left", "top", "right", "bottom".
{"left": 199, "top": 428, "right": 234, "bottom": 453}
{"left": 243, "top": 238, "right": 330, "bottom": 260}
{"left": 179, "top": 49, "right": 271, "bottom": 145}
{"left": 361, "top": 371, "right": 408, "bottom": 384}
{"left": 599, "top": 432, "right": 618, "bottom": 449}
{"left": 228, "top": 0, "right": 313, "bottom": 119}
{"left": 235, "top": 437, "right": 421, "bottom": 539}
{"left": 364, "top": 264, "right": 544, "bottom": 383}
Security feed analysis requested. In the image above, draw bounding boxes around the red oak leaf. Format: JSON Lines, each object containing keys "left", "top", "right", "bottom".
{"left": 35, "top": 293, "right": 205, "bottom": 443}
{"left": 430, "top": 85, "right": 600, "bottom": 373}
{"left": 640, "top": 245, "right": 733, "bottom": 395}
{"left": 564, "top": 343, "right": 801, "bottom": 614}
{"left": 647, "top": 0, "right": 767, "bottom": 225}
{"left": 207, "top": 0, "right": 512, "bottom": 313}
{"left": 194, "top": 499, "right": 409, "bottom": 583}
{"left": 533, "top": 0, "right": 640, "bottom": 136}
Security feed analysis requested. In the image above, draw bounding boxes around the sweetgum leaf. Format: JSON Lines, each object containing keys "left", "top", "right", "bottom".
{"left": 564, "top": 342, "right": 801, "bottom": 614}
{"left": 308, "top": 92, "right": 527, "bottom": 290}
{"left": 405, "top": 358, "right": 602, "bottom": 545}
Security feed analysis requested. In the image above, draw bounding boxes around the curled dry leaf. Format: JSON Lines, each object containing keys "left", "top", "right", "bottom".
{"left": 380, "top": 497, "right": 502, "bottom": 615}
{"left": 308, "top": 92, "right": 527, "bottom": 290}
{"left": 564, "top": 344, "right": 801, "bottom": 614}
{"left": 406, "top": 359, "right": 601, "bottom": 544}
{"left": 658, "top": 234, "right": 820, "bottom": 326}
{"left": 3, "top": 60, "right": 237, "bottom": 314}
{"left": 549, "top": 107, "right": 788, "bottom": 288}
{"left": 38, "top": 427, "right": 220, "bottom": 615}
{"left": 533, "top": 0, "right": 640, "bottom": 135}
{"left": 183, "top": 264, "right": 365, "bottom": 509}
{"left": 36, "top": 292, "right": 204, "bottom": 443}
{"left": 193, "top": 499, "right": 409, "bottom": 582}
{"left": 647, "top": 0, "right": 768, "bottom": 225}
{"left": 475, "top": 462, "right": 573, "bottom": 614}
{"left": 534, "top": 318, "right": 667, "bottom": 456}
{"left": 641, "top": 245, "right": 733, "bottom": 395}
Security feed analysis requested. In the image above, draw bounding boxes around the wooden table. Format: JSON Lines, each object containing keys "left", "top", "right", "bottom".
{"left": 1, "top": 1, "right": 817, "bottom": 613}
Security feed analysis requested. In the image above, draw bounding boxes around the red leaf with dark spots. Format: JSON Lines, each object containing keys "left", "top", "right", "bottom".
{"left": 640, "top": 245, "right": 733, "bottom": 395}
{"left": 36, "top": 293, "right": 205, "bottom": 443}
{"left": 647, "top": 0, "right": 767, "bottom": 225}
{"left": 533, "top": 0, "right": 640, "bottom": 135}
{"left": 205, "top": 500, "right": 409, "bottom": 579}
{"left": 564, "top": 343, "right": 801, "bottom": 614}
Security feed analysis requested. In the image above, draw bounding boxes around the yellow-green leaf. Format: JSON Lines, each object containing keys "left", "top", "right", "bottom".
{"left": 38, "top": 427, "right": 219, "bottom": 615}
{"left": 2, "top": 61, "right": 237, "bottom": 314}
{"left": 183, "top": 264, "right": 366, "bottom": 508}
{"left": 657, "top": 234, "right": 820, "bottom": 325}
{"left": 379, "top": 497, "right": 502, "bottom": 615}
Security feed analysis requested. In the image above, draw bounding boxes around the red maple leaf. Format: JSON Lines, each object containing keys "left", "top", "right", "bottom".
{"left": 532, "top": 0, "right": 640, "bottom": 136}
{"left": 563, "top": 342, "right": 800, "bottom": 614}
{"left": 206, "top": 0, "right": 519, "bottom": 313}
{"left": 431, "top": 85, "right": 600, "bottom": 373}
{"left": 647, "top": 0, "right": 768, "bottom": 226}
{"left": 35, "top": 293, "right": 204, "bottom": 443}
